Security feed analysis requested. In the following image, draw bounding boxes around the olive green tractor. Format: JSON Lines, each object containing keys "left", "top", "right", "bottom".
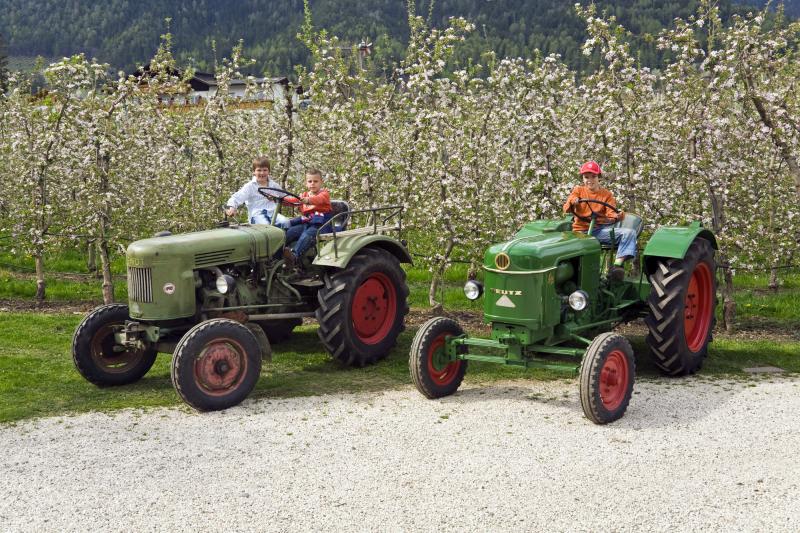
{"left": 73, "top": 190, "right": 411, "bottom": 411}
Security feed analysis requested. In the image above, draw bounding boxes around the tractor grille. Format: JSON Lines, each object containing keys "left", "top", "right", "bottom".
{"left": 194, "top": 249, "right": 234, "bottom": 268}
{"left": 128, "top": 267, "right": 153, "bottom": 303}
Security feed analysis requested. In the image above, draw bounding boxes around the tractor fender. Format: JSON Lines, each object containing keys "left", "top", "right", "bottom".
{"left": 313, "top": 234, "right": 413, "bottom": 268}
{"left": 641, "top": 221, "right": 717, "bottom": 275}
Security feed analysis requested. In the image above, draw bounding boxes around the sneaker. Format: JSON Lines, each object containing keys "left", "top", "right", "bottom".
{"left": 609, "top": 265, "right": 625, "bottom": 282}
{"left": 282, "top": 247, "right": 296, "bottom": 268}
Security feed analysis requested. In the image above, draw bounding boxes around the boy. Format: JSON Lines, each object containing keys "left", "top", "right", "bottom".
{"left": 224, "top": 156, "right": 290, "bottom": 228}
{"left": 282, "top": 169, "right": 332, "bottom": 267}
{"left": 563, "top": 161, "right": 636, "bottom": 280}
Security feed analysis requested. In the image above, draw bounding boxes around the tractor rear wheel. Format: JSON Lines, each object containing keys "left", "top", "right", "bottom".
{"left": 254, "top": 318, "right": 302, "bottom": 345}
{"left": 316, "top": 247, "right": 409, "bottom": 366}
{"left": 171, "top": 319, "right": 261, "bottom": 411}
{"left": 72, "top": 304, "right": 157, "bottom": 386}
{"left": 579, "top": 332, "right": 635, "bottom": 424}
{"left": 409, "top": 317, "right": 467, "bottom": 399}
{"left": 645, "top": 238, "right": 717, "bottom": 376}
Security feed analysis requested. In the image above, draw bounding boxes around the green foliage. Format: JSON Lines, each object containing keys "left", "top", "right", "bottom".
{"left": 0, "top": 0, "right": 784, "bottom": 76}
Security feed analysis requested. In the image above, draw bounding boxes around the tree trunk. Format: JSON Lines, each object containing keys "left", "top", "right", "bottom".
{"left": 281, "top": 82, "right": 294, "bottom": 186}
{"left": 769, "top": 267, "right": 779, "bottom": 291}
{"left": 428, "top": 237, "right": 455, "bottom": 313}
{"left": 721, "top": 263, "right": 736, "bottom": 333}
{"left": 98, "top": 236, "right": 114, "bottom": 304}
{"left": 34, "top": 251, "right": 45, "bottom": 304}
{"left": 86, "top": 239, "right": 97, "bottom": 275}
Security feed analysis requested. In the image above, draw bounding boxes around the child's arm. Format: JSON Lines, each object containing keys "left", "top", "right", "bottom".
{"left": 563, "top": 187, "right": 581, "bottom": 213}
{"left": 225, "top": 182, "right": 250, "bottom": 215}
{"left": 303, "top": 189, "right": 330, "bottom": 208}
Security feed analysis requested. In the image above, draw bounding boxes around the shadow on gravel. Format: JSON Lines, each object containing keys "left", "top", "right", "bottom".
{"left": 425, "top": 377, "right": 747, "bottom": 430}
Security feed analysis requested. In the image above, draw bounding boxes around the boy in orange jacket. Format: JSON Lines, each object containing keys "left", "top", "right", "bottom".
{"left": 282, "top": 169, "right": 332, "bottom": 267}
{"left": 563, "top": 161, "right": 636, "bottom": 280}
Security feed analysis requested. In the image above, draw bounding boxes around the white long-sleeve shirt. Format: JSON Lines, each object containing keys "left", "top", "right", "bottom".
{"left": 226, "top": 177, "right": 283, "bottom": 221}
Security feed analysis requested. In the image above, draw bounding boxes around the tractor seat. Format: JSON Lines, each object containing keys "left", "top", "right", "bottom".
{"left": 615, "top": 213, "right": 643, "bottom": 237}
{"left": 329, "top": 200, "right": 351, "bottom": 232}
{"left": 599, "top": 213, "right": 643, "bottom": 250}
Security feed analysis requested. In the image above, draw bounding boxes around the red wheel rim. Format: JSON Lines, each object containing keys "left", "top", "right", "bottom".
{"left": 90, "top": 323, "right": 145, "bottom": 373}
{"left": 194, "top": 338, "right": 248, "bottom": 396}
{"left": 684, "top": 262, "right": 714, "bottom": 352}
{"left": 599, "top": 349, "right": 629, "bottom": 410}
{"left": 351, "top": 272, "right": 397, "bottom": 344}
{"left": 426, "top": 333, "right": 462, "bottom": 386}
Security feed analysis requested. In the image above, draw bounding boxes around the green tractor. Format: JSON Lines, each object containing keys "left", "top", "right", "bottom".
{"left": 72, "top": 189, "right": 411, "bottom": 411}
{"left": 409, "top": 200, "right": 717, "bottom": 424}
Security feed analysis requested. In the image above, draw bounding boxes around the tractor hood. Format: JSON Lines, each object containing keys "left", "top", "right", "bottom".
{"left": 127, "top": 224, "right": 284, "bottom": 269}
{"left": 125, "top": 224, "right": 284, "bottom": 321}
{"left": 484, "top": 219, "right": 599, "bottom": 272}
{"left": 481, "top": 218, "right": 599, "bottom": 332}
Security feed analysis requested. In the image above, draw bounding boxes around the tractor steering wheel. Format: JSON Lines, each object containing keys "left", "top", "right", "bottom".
{"left": 571, "top": 198, "right": 621, "bottom": 223}
{"left": 257, "top": 186, "right": 303, "bottom": 204}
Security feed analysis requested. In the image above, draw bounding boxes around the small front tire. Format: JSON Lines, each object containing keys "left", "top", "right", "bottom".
{"left": 171, "top": 319, "right": 262, "bottom": 411}
{"left": 579, "top": 333, "right": 635, "bottom": 424}
{"left": 409, "top": 317, "right": 467, "bottom": 399}
{"left": 72, "top": 304, "right": 157, "bottom": 386}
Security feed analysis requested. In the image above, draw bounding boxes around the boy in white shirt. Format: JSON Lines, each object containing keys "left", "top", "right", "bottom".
{"left": 224, "top": 156, "right": 290, "bottom": 228}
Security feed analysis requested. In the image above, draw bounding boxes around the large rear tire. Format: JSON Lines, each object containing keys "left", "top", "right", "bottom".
{"left": 171, "top": 319, "right": 261, "bottom": 411}
{"left": 645, "top": 238, "right": 717, "bottom": 376}
{"left": 72, "top": 304, "right": 157, "bottom": 386}
{"left": 409, "top": 317, "right": 467, "bottom": 399}
{"left": 316, "top": 247, "right": 409, "bottom": 366}
{"left": 579, "top": 333, "right": 635, "bottom": 424}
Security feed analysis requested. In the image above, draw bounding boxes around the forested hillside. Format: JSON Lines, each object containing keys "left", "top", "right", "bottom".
{"left": 0, "top": 0, "right": 794, "bottom": 75}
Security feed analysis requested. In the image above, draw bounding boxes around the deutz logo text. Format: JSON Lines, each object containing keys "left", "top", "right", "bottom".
{"left": 492, "top": 289, "right": 522, "bottom": 296}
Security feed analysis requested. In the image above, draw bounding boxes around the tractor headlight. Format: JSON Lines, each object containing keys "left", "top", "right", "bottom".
{"left": 463, "top": 280, "right": 484, "bottom": 301}
{"left": 568, "top": 290, "right": 589, "bottom": 311}
{"left": 215, "top": 274, "right": 236, "bottom": 294}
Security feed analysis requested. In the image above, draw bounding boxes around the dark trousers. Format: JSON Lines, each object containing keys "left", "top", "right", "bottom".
{"left": 285, "top": 223, "right": 331, "bottom": 257}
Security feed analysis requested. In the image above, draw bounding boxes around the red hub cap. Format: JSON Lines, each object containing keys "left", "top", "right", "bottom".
{"left": 426, "top": 333, "right": 462, "bottom": 386}
{"left": 351, "top": 272, "right": 397, "bottom": 344}
{"left": 599, "top": 349, "right": 629, "bottom": 410}
{"left": 194, "top": 339, "right": 247, "bottom": 395}
{"left": 91, "top": 323, "right": 144, "bottom": 373}
{"left": 684, "top": 262, "right": 713, "bottom": 352}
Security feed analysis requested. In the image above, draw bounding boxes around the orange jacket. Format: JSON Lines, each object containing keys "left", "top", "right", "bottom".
{"left": 563, "top": 186, "right": 624, "bottom": 232}
{"left": 284, "top": 188, "right": 331, "bottom": 216}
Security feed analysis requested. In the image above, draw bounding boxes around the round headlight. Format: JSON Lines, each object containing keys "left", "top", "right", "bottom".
{"left": 568, "top": 290, "right": 589, "bottom": 311}
{"left": 215, "top": 274, "right": 235, "bottom": 294}
{"left": 463, "top": 280, "right": 484, "bottom": 301}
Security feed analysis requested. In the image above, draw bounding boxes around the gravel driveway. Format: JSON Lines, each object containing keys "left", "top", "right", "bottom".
{"left": 2, "top": 376, "right": 799, "bottom": 532}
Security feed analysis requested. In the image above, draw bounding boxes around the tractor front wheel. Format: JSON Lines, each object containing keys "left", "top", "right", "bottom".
{"left": 579, "top": 332, "right": 635, "bottom": 424}
{"left": 645, "top": 238, "right": 717, "bottom": 375}
{"left": 72, "top": 304, "right": 157, "bottom": 386}
{"left": 409, "top": 317, "right": 468, "bottom": 399}
{"left": 316, "top": 248, "right": 409, "bottom": 366}
{"left": 171, "top": 319, "right": 262, "bottom": 411}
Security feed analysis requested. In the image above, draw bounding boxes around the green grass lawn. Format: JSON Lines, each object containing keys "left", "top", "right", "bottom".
{"left": 0, "top": 248, "right": 798, "bottom": 423}
{"left": 1, "top": 309, "right": 798, "bottom": 424}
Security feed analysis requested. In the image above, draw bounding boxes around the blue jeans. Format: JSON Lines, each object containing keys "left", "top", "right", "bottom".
{"left": 285, "top": 223, "right": 331, "bottom": 258}
{"left": 591, "top": 224, "right": 637, "bottom": 260}
{"left": 251, "top": 209, "right": 289, "bottom": 229}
